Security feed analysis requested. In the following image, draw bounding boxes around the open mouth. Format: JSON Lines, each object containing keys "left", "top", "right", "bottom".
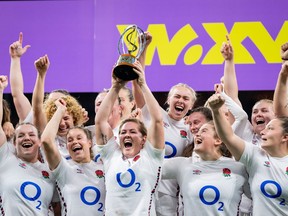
{"left": 72, "top": 145, "right": 83, "bottom": 152}
{"left": 22, "top": 143, "right": 33, "bottom": 148}
{"left": 175, "top": 105, "right": 184, "bottom": 113}
{"left": 256, "top": 119, "right": 265, "bottom": 125}
{"left": 194, "top": 138, "right": 202, "bottom": 145}
{"left": 124, "top": 141, "right": 132, "bottom": 148}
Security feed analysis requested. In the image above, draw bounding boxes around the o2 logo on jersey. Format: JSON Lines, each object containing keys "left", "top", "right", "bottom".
{"left": 199, "top": 185, "right": 224, "bottom": 212}
{"left": 20, "top": 181, "right": 42, "bottom": 210}
{"left": 116, "top": 168, "right": 141, "bottom": 192}
{"left": 164, "top": 141, "right": 177, "bottom": 158}
{"left": 80, "top": 186, "right": 104, "bottom": 212}
{"left": 260, "top": 180, "right": 286, "bottom": 206}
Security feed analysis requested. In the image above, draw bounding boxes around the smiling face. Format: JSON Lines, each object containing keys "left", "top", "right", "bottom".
{"left": 14, "top": 124, "right": 41, "bottom": 163}
{"left": 193, "top": 122, "right": 222, "bottom": 160}
{"left": 252, "top": 100, "right": 275, "bottom": 135}
{"left": 67, "top": 128, "right": 92, "bottom": 163}
{"left": 119, "top": 121, "right": 146, "bottom": 158}
{"left": 58, "top": 111, "right": 74, "bottom": 137}
{"left": 167, "top": 86, "right": 195, "bottom": 121}
{"left": 186, "top": 112, "right": 209, "bottom": 135}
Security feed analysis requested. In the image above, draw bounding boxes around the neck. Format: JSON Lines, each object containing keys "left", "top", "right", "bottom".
{"left": 198, "top": 152, "right": 222, "bottom": 161}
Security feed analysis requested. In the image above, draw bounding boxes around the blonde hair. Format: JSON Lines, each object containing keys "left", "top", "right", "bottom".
{"left": 44, "top": 95, "right": 84, "bottom": 126}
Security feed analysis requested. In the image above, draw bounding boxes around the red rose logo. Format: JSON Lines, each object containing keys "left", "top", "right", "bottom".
{"left": 223, "top": 168, "right": 231, "bottom": 177}
{"left": 95, "top": 170, "right": 104, "bottom": 178}
{"left": 42, "top": 170, "right": 50, "bottom": 179}
{"left": 180, "top": 130, "right": 187, "bottom": 138}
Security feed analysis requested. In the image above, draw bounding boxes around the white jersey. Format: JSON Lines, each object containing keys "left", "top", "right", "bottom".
{"left": 162, "top": 156, "right": 249, "bottom": 216}
{"left": 0, "top": 142, "right": 56, "bottom": 215}
{"left": 220, "top": 92, "right": 261, "bottom": 146}
{"left": 91, "top": 125, "right": 119, "bottom": 162}
{"left": 99, "top": 138, "right": 164, "bottom": 215}
{"left": 142, "top": 105, "right": 192, "bottom": 198}
{"left": 240, "top": 142, "right": 288, "bottom": 216}
{"left": 23, "top": 109, "right": 33, "bottom": 123}
{"left": 52, "top": 158, "right": 106, "bottom": 215}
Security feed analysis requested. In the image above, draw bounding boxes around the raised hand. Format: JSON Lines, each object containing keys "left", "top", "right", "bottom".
{"left": 9, "top": 32, "right": 31, "bottom": 58}
{"left": 281, "top": 43, "right": 288, "bottom": 61}
{"left": 220, "top": 35, "right": 233, "bottom": 61}
{"left": 34, "top": 55, "right": 50, "bottom": 77}
{"left": 55, "top": 97, "right": 67, "bottom": 112}
{"left": 0, "top": 76, "right": 8, "bottom": 90}
{"left": 207, "top": 93, "right": 225, "bottom": 111}
{"left": 133, "top": 60, "right": 146, "bottom": 87}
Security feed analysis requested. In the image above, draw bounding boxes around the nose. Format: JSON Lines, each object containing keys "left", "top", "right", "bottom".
{"left": 23, "top": 133, "right": 31, "bottom": 141}
{"left": 59, "top": 119, "right": 65, "bottom": 126}
{"left": 260, "top": 128, "right": 266, "bottom": 135}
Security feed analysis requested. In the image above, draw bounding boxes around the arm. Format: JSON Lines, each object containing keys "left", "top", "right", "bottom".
{"left": 133, "top": 61, "right": 164, "bottom": 149}
{"left": 95, "top": 74, "right": 126, "bottom": 146}
{"left": 32, "top": 55, "right": 49, "bottom": 132}
{"left": 221, "top": 35, "right": 242, "bottom": 107}
{"left": 41, "top": 99, "right": 65, "bottom": 170}
{"left": 9, "top": 32, "right": 32, "bottom": 122}
{"left": 273, "top": 43, "right": 288, "bottom": 117}
{"left": 132, "top": 32, "right": 152, "bottom": 109}
{"left": 0, "top": 76, "right": 8, "bottom": 147}
{"left": 208, "top": 93, "right": 245, "bottom": 161}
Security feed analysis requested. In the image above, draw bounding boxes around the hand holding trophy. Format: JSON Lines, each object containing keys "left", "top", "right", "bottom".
{"left": 113, "top": 25, "right": 146, "bottom": 81}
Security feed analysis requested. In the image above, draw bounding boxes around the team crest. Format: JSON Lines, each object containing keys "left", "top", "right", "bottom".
{"left": 42, "top": 170, "right": 50, "bottom": 179}
{"left": 95, "top": 170, "right": 104, "bottom": 178}
{"left": 223, "top": 168, "right": 231, "bottom": 177}
{"left": 180, "top": 130, "right": 187, "bottom": 138}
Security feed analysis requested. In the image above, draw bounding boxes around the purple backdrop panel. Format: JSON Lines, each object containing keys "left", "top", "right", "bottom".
{"left": 0, "top": 0, "right": 95, "bottom": 93}
{"left": 0, "top": 0, "right": 287, "bottom": 93}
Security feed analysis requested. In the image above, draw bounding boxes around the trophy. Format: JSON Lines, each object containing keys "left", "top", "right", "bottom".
{"left": 113, "top": 25, "right": 146, "bottom": 81}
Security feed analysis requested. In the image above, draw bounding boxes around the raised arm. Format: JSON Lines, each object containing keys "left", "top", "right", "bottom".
{"left": 0, "top": 76, "right": 8, "bottom": 147}
{"left": 221, "top": 35, "right": 242, "bottom": 107}
{"left": 132, "top": 32, "right": 152, "bottom": 109}
{"left": 208, "top": 93, "right": 245, "bottom": 161}
{"left": 273, "top": 43, "right": 288, "bottom": 117}
{"left": 9, "top": 32, "right": 31, "bottom": 122}
{"left": 32, "top": 55, "right": 50, "bottom": 132}
{"left": 95, "top": 74, "right": 126, "bottom": 146}
{"left": 133, "top": 61, "right": 164, "bottom": 149}
{"left": 41, "top": 98, "right": 65, "bottom": 170}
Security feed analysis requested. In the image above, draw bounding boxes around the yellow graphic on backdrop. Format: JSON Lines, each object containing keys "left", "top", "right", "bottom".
{"left": 117, "top": 21, "right": 288, "bottom": 65}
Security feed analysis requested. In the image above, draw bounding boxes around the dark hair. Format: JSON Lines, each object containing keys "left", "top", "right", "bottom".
{"left": 278, "top": 117, "right": 288, "bottom": 134}
{"left": 189, "top": 106, "right": 213, "bottom": 121}
{"left": 119, "top": 118, "right": 147, "bottom": 137}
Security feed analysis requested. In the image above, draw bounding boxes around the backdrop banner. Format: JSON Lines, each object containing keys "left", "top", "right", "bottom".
{"left": 0, "top": 0, "right": 287, "bottom": 92}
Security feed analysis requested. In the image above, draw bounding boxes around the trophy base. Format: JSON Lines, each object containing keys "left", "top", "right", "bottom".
{"left": 113, "top": 54, "right": 139, "bottom": 81}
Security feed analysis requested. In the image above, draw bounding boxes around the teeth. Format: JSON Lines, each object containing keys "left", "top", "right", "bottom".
{"left": 22, "top": 143, "right": 33, "bottom": 148}
{"left": 256, "top": 120, "right": 265, "bottom": 125}
{"left": 72, "top": 145, "right": 82, "bottom": 152}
